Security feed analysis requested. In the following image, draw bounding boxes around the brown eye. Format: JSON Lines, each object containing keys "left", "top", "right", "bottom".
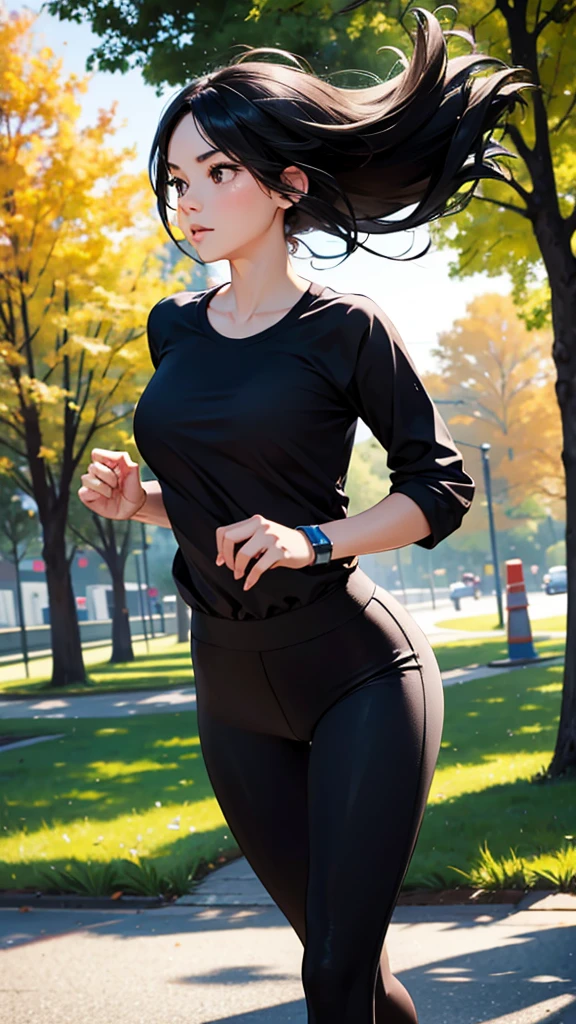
{"left": 209, "top": 163, "right": 241, "bottom": 184}
{"left": 167, "top": 176, "right": 187, "bottom": 198}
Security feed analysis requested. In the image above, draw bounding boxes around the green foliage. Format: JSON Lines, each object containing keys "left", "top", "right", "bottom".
{"left": 37, "top": 852, "right": 205, "bottom": 897}
{"left": 426, "top": 2, "right": 576, "bottom": 327}
{"left": 0, "top": 656, "right": 574, "bottom": 900}
{"left": 346, "top": 437, "right": 390, "bottom": 516}
{"left": 447, "top": 838, "right": 576, "bottom": 893}
{"left": 0, "top": 482, "right": 39, "bottom": 563}
{"left": 546, "top": 540, "right": 566, "bottom": 566}
{"left": 44, "top": 0, "right": 415, "bottom": 89}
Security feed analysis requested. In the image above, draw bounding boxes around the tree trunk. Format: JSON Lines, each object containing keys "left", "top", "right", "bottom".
{"left": 546, "top": 274, "right": 576, "bottom": 778}
{"left": 176, "top": 591, "right": 190, "bottom": 643}
{"left": 110, "top": 572, "right": 134, "bottom": 663}
{"left": 13, "top": 550, "right": 29, "bottom": 678}
{"left": 43, "top": 516, "right": 86, "bottom": 687}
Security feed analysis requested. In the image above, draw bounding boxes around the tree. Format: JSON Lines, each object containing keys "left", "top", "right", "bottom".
{"left": 43, "top": 0, "right": 407, "bottom": 90}
{"left": 44, "top": 0, "right": 576, "bottom": 774}
{"left": 68, "top": 505, "right": 134, "bottom": 663}
{"left": 427, "top": 292, "right": 563, "bottom": 517}
{"left": 0, "top": 10, "right": 172, "bottom": 685}
{"left": 0, "top": 480, "right": 40, "bottom": 676}
{"left": 421, "top": 1, "right": 576, "bottom": 780}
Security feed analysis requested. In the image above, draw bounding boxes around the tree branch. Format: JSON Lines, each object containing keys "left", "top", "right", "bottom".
{"left": 502, "top": 122, "right": 534, "bottom": 168}
{"left": 0, "top": 437, "right": 27, "bottom": 460}
{"left": 474, "top": 194, "right": 531, "bottom": 219}
{"left": 2, "top": 464, "right": 34, "bottom": 498}
{"left": 552, "top": 89, "right": 576, "bottom": 134}
{"left": 533, "top": 0, "right": 576, "bottom": 39}
{"left": 68, "top": 523, "right": 107, "bottom": 563}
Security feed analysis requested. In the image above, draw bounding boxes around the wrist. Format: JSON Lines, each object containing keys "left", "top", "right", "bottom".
{"left": 129, "top": 488, "right": 148, "bottom": 520}
{"left": 295, "top": 524, "right": 333, "bottom": 566}
{"left": 300, "top": 533, "right": 316, "bottom": 566}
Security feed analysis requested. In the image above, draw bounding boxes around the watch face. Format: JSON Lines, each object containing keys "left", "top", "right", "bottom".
{"left": 316, "top": 538, "right": 331, "bottom": 550}
{"left": 315, "top": 549, "right": 332, "bottom": 564}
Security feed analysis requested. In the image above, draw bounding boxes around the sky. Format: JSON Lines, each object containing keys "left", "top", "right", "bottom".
{"left": 12, "top": 1, "right": 519, "bottom": 443}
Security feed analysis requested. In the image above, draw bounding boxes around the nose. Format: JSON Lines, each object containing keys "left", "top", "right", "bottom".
{"left": 179, "top": 194, "right": 200, "bottom": 214}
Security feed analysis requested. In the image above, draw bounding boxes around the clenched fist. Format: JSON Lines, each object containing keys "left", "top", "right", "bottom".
{"left": 78, "top": 448, "right": 146, "bottom": 520}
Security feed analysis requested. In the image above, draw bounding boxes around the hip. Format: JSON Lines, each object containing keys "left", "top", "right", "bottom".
{"left": 191, "top": 569, "right": 443, "bottom": 741}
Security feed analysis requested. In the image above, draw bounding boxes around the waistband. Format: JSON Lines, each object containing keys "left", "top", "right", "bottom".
{"left": 190, "top": 567, "right": 377, "bottom": 651}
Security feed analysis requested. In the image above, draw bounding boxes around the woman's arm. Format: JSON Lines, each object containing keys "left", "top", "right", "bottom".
{"left": 324, "top": 302, "right": 475, "bottom": 558}
{"left": 129, "top": 480, "right": 172, "bottom": 528}
{"left": 78, "top": 449, "right": 172, "bottom": 528}
{"left": 318, "top": 492, "right": 431, "bottom": 561}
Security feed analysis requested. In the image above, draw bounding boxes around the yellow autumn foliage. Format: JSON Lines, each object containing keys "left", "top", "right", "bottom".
{"left": 423, "top": 292, "right": 563, "bottom": 523}
{"left": 0, "top": 8, "right": 191, "bottom": 497}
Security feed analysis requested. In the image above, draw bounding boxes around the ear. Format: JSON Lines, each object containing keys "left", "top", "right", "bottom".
{"left": 278, "top": 165, "right": 309, "bottom": 207}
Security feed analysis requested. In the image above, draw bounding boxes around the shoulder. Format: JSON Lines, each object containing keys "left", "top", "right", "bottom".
{"left": 317, "top": 289, "right": 421, "bottom": 396}
{"left": 147, "top": 288, "right": 210, "bottom": 326}
{"left": 317, "top": 287, "right": 402, "bottom": 370}
{"left": 146, "top": 288, "right": 212, "bottom": 365}
{"left": 317, "top": 286, "right": 396, "bottom": 338}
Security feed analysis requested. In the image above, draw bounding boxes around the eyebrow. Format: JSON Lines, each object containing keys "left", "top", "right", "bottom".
{"left": 167, "top": 150, "right": 221, "bottom": 171}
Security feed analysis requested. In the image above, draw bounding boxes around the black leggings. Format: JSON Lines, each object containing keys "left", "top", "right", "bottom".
{"left": 191, "top": 568, "right": 444, "bottom": 1024}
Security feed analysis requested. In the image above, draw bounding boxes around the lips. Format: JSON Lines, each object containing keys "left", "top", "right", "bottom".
{"left": 190, "top": 228, "right": 213, "bottom": 241}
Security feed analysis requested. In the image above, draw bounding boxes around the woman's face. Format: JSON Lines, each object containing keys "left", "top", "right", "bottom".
{"left": 165, "top": 112, "right": 306, "bottom": 260}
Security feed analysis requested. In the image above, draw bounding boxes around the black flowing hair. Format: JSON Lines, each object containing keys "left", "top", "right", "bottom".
{"left": 148, "top": 4, "right": 537, "bottom": 266}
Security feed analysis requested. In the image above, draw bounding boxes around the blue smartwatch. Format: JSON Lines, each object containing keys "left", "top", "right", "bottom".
{"left": 295, "top": 524, "right": 333, "bottom": 566}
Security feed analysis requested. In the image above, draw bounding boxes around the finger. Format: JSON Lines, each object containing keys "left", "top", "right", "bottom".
{"left": 91, "top": 448, "right": 126, "bottom": 468}
{"left": 114, "top": 452, "right": 139, "bottom": 485}
{"left": 233, "top": 536, "right": 269, "bottom": 579}
{"left": 78, "top": 485, "right": 101, "bottom": 506}
{"left": 215, "top": 526, "right": 224, "bottom": 566}
{"left": 81, "top": 472, "right": 112, "bottom": 500}
{"left": 243, "top": 546, "right": 283, "bottom": 591}
{"left": 220, "top": 523, "right": 258, "bottom": 572}
{"left": 215, "top": 516, "right": 259, "bottom": 568}
{"left": 89, "top": 461, "right": 118, "bottom": 489}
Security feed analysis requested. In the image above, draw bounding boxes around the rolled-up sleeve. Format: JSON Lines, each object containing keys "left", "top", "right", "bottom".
{"left": 344, "top": 304, "right": 475, "bottom": 549}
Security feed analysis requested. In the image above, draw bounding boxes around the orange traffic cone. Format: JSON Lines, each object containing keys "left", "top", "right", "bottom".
{"left": 505, "top": 559, "right": 536, "bottom": 660}
{"left": 488, "top": 558, "right": 558, "bottom": 668}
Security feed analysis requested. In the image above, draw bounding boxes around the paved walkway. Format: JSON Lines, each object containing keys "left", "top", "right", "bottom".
{"left": 1, "top": 601, "right": 572, "bottom": 1022}
{"left": 1, "top": 890, "right": 575, "bottom": 1023}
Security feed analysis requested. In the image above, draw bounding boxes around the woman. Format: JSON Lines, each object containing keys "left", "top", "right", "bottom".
{"left": 78, "top": 9, "right": 533, "bottom": 1021}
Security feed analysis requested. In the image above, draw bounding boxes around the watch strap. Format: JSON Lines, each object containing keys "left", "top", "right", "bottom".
{"left": 295, "top": 524, "right": 333, "bottom": 566}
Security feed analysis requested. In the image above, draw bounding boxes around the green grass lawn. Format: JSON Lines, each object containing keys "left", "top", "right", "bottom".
{"left": 0, "top": 656, "right": 573, "bottom": 895}
{"left": 431, "top": 634, "right": 565, "bottom": 673}
{"left": 0, "top": 711, "right": 236, "bottom": 893}
{"left": 0, "top": 635, "right": 194, "bottom": 697}
{"left": 409, "top": 658, "right": 575, "bottom": 890}
{"left": 436, "top": 613, "right": 566, "bottom": 632}
{"left": 0, "top": 624, "right": 566, "bottom": 699}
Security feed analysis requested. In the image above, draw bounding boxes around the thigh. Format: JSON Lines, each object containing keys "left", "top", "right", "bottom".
{"left": 303, "top": 665, "right": 444, "bottom": 1010}
{"left": 196, "top": 694, "right": 311, "bottom": 943}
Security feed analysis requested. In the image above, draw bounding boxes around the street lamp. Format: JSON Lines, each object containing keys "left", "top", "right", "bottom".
{"left": 132, "top": 548, "right": 150, "bottom": 652}
{"left": 139, "top": 522, "right": 155, "bottom": 639}
{"left": 453, "top": 440, "right": 504, "bottom": 628}
{"left": 432, "top": 399, "right": 504, "bottom": 627}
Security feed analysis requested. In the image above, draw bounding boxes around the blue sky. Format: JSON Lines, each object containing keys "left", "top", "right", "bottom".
{"left": 14, "top": 0, "right": 518, "bottom": 403}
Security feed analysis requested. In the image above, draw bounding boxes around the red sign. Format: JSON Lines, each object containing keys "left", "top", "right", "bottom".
{"left": 32, "top": 559, "right": 45, "bottom": 573}
{"left": 148, "top": 587, "right": 158, "bottom": 598}
{"left": 78, "top": 556, "right": 89, "bottom": 568}
{"left": 76, "top": 596, "right": 87, "bottom": 609}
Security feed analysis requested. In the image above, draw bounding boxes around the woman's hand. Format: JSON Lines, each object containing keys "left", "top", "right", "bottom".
{"left": 78, "top": 448, "right": 146, "bottom": 520}
{"left": 215, "top": 514, "right": 315, "bottom": 590}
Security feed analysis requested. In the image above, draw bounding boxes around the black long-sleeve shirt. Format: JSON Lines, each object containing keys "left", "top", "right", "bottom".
{"left": 133, "top": 279, "right": 475, "bottom": 620}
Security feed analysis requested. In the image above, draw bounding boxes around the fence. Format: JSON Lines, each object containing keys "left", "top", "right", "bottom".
{"left": 0, "top": 612, "right": 177, "bottom": 660}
